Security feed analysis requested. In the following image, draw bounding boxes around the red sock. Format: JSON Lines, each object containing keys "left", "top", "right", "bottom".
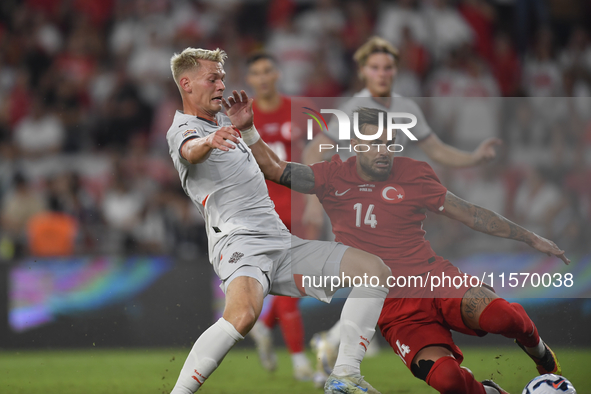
{"left": 426, "top": 357, "right": 485, "bottom": 394}
{"left": 478, "top": 298, "right": 539, "bottom": 347}
{"left": 262, "top": 296, "right": 278, "bottom": 329}
{"left": 275, "top": 297, "right": 304, "bottom": 354}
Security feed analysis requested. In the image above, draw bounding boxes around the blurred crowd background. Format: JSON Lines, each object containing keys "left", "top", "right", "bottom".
{"left": 0, "top": 0, "right": 590, "bottom": 262}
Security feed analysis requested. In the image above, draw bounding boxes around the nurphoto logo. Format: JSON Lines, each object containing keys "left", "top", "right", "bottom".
{"left": 303, "top": 107, "right": 418, "bottom": 153}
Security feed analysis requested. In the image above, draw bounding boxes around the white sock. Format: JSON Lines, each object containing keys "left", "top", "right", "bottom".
{"left": 326, "top": 320, "right": 341, "bottom": 347}
{"left": 524, "top": 337, "right": 545, "bottom": 359}
{"left": 484, "top": 386, "right": 500, "bottom": 394}
{"left": 332, "top": 286, "right": 387, "bottom": 376}
{"left": 171, "top": 318, "right": 244, "bottom": 393}
{"left": 291, "top": 352, "right": 310, "bottom": 369}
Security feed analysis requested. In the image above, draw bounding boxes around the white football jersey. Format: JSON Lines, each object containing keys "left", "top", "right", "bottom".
{"left": 166, "top": 110, "right": 286, "bottom": 260}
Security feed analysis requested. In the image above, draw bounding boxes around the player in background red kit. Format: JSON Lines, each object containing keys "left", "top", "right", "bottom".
{"left": 247, "top": 107, "right": 569, "bottom": 394}
{"left": 244, "top": 53, "right": 315, "bottom": 381}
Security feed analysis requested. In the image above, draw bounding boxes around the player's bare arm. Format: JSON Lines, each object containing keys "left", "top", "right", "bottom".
{"left": 418, "top": 134, "right": 502, "bottom": 168}
{"left": 441, "top": 191, "right": 570, "bottom": 265}
{"left": 248, "top": 137, "right": 316, "bottom": 194}
{"left": 181, "top": 127, "right": 241, "bottom": 164}
{"left": 278, "top": 162, "right": 316, "bottom": 194}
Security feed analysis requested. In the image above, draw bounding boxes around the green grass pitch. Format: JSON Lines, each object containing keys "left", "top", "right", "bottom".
{"left": 1, "top": 347, "right": 589, "bottom": 393}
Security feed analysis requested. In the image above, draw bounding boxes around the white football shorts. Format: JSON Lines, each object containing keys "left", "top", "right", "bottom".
{"left": 213, "top": 229, "right": 348, "bottom": 303}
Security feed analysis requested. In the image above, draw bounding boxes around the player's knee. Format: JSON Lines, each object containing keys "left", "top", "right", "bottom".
{"left": 227, "top": 307, "right": 258, "bottom": 336}
{"left": 411, "top": 359, "right": 435, "bottom": 381}
{"left": 374, "top": 257, "right": 391, "bottom": 284}
{"left": 361, "top": 255, "right": 390, "bottom": 282}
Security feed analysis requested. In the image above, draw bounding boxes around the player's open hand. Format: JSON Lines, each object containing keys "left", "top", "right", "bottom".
{"left": 472, "top": 138, "right": 502, "bottom": 165}
{"left": 206, "top": 126, "right": 240, "bottom": 152}
{"left": 529, "top": 233, "right": 570, "bottom": 265}
{"left": 223, "top": 90, "right": 254, "bottom": 131}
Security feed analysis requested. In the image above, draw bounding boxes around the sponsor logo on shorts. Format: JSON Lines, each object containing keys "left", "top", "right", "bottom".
{"left": 228, "top": 252, "right": 244, "bottom": 264}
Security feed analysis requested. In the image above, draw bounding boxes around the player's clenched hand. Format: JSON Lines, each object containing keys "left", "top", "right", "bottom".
{"left": 528, "top": 233, "right": 570, "bottom": 265}
{"left": 472, "top": 138, "right": 502, "bottom": 165}
{"left": 222, "top": 90, "right": 254, "bottom": 131}
{"left": 206, "top": 126, "right": 240, "bottom": 152}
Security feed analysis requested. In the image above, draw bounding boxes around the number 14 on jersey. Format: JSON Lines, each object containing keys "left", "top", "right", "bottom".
{"left": 354, "top": 203, "right": 377, "bottom": 228}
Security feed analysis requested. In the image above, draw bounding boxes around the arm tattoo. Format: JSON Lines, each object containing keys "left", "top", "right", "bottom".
{"left": 461, "top": 287, "right": 497, "bottom": 327}
{"left": 279, "top": 163, "right": 316, "bottom": 194}
{"left": 446, "top": 192, "right": 532, "bottom": 244}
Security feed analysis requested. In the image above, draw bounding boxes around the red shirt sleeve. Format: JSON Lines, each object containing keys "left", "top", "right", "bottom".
{"left": 418, "top": 162, "right": 447, "bottom": 213}
{"left": 309, "top": 161, "right": 331, "bottom": 199}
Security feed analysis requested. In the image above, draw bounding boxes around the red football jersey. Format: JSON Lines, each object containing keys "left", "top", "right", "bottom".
{"left": 310, "top": 155, "right": 448, "bottom": 276}
{"left": 253, "top": 96, "right": 305, "bottom": 230}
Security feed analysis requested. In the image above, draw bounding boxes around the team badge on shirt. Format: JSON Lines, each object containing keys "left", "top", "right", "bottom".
{"left": 182, "top": 129, "right": 197, "bottom": 138}
{"left": 381, "top": 185, "right": 405, "bottom": 204}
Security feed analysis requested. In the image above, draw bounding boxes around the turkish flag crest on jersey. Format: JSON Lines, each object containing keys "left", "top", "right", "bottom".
{"left": 381, "top": 184, "right": 406, "bottom": 204}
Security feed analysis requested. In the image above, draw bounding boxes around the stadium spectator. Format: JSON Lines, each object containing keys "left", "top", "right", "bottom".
{"left": 27, "top": 194, "right": 78, "bottom": 257}
{"left": 295, "top": 0, "right": 345, "bottom": 39}
{"left": 101, "top": 168, "right": 145, "bottom": 253}
{"left": 376, "top": 0, "right": 428, "bottom": 48}
{"left": 92, "top": 72, "right": 152, "bottom": 149}
{"left": 514, "top": 0, "right": 549, "bottom": 56}
{"left": 458, "top": 0, "right": 496, "bottom": 62}
{"left": 266, "top": 14, "right": 318, "bottom": 95}
{"left": 513, "top": 166, "right": 568, "bottom": 238}
{"left": 448, "top": 53, "right": 500, "bottom": 149}
{"left": 558, "top": 26, "right": 591, "bottom": 74}
{"left": 340, "top": 0, "right": 374, "bottom": 60}
{"left": 491, "top": 32, "right": 522, "bottom": 97}
{"left": 397, "top": 25, "right": 430, "bottom": 79}
{"left": 13, "top": 96, "right": 65, "bottom": 157}
{"left": 423, "top": 0, "right": 473, "bottom": 62}
{"left": 133, "top": 192, "right": 167, "bottom": 255}
{"left": 127, "top": 31, "right": 174, "bottom": 105}
{"left": 1, "top": 173, "right": 45, "bottom": 257}
{"left": 522, "top": 28, "right": 562, "bottom": 98}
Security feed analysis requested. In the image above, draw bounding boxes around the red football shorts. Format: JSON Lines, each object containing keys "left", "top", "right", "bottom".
{"left": 378, "top": 260, "right": 492, "bottom": 369}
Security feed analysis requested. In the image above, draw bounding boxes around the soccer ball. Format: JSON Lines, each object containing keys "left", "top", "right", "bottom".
{"left": 522, "top": 374, "right": 576, "bottom": 394}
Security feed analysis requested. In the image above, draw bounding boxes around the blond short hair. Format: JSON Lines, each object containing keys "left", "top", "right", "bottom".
{"left": 170, "top": 47, "right": 228, "bottom": 88}
{"left": 353, "top": 37, "right": 399, "bottom": 66}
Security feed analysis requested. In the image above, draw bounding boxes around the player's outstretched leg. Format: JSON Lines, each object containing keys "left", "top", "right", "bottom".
{"left": 461, "top": 287, "right": 561, "bottom": 375}
{"left": 324, "top": 248, "right": 390, "bottom": 394}
{"left": 171, "top": 276, "right": 264, "bottom": 393}
{"left": 411, "top": 347, "right": 506, "bottom": 394}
